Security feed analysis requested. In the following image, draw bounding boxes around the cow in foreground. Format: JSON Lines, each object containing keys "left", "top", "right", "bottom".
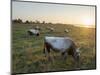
{"left": 27, "top": 29, "right": 40, "bottom": 36}
{"left": 43, "top": 36, "right": 80, "bottom": 67}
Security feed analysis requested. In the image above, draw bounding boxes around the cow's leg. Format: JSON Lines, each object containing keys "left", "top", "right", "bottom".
{"left": 43, "top": 43, "right": 47, "bottom": 57}
{"left": 45, "top": 47, "right": 50, "bottom": 57}
{"left": 46, "top": 47, "right": 52, "bottom": 61}
{"left": 44, "top": 43, "right": 52, "bottom": 61}
{"left": 72, "top": 51, "right": 80, "bottom": 69}
{"left": 76, "top": 55, "right": 80, "bottom": 69}
{"left": 61, "top": 52, "right": 68, "bottom": 61}
{"left": 43, "top": 46, "right": 46, "bottom": 57}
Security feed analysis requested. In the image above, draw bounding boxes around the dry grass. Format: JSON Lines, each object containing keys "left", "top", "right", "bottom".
{"left": 12, "top": 23, "right": 96, "bottom": 74}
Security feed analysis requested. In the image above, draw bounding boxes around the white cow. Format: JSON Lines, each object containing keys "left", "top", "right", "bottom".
{"left": 43, "top": 36, "right": 80, "bottom": 66}
{"left": 50, "top": 27, "right": 54, "bottom": 32}
{"left": 35, "top": 26, "right": 41, "bottom": 30}
{"left": 46, "top": 27, "right": 54, "bottom": 32}
{"left": 27, "top": 29, "right": 40, "bottom": 36}
{"left": 64, "top": 29, "right": 69, "bottom": 33}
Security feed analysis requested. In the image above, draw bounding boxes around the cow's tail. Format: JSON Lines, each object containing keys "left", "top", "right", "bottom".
{"left": 43, "top": 39, "right": 46, "bottom": 57}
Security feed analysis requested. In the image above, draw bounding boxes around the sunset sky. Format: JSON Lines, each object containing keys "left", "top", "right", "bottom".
{"left": 12, "top": 1, "right": 95, "bottom": 27}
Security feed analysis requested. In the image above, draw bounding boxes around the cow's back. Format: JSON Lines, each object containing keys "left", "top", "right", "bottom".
{"left": 45, "top": 36, "right": 73, "bottom": 52}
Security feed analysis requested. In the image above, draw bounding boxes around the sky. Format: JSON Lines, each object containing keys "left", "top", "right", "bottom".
{"left": 12, "top": 1, "right": 95, "bottom": 27}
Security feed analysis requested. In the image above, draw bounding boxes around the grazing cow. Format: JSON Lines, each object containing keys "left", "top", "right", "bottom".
{"left": 43, "top": 36, "right": 80, "bottom": 66}
{"left": 35, "top": 26, "right": 41, "bottom": 30}
{"left": 64, "top": 29, "right": 69, "bottom": 33}
{"left": 46, "top": 27, "right": 54, "bottom": 32}
{"left": 27, "top": 29, "right": 40, "bottom": 36}
{"left": 50, "top": 27, "right": 54, "bottom": 32}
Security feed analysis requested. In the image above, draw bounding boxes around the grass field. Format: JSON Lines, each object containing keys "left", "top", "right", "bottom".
{"left": 12, "top": 23, "right": 96, "bottom": 74}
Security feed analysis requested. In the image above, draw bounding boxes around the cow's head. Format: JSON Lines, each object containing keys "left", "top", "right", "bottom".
{"left": 75, "top": 48, "right": 81, "bottom": 68}
{"left": 76, "top": 48, "right": 80, "bottom": 56}
{"left": 74, "top": 48, "right": 80, "bottom": 62}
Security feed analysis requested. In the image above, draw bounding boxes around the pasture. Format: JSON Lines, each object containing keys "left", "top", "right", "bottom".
{"left": 12, "top": 23, "right": 96, "bottom": 74}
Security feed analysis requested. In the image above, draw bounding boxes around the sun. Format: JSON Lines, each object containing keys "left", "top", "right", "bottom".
{"left": 82, "top": 17, "right": 93, "bottom": 27}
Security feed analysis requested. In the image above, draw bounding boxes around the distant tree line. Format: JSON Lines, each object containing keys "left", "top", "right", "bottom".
{"left": 12, "top": 18, "right": 23, "bottom": 23}
{"left": 12, "top": 18, "right": 52, "bottom": 24}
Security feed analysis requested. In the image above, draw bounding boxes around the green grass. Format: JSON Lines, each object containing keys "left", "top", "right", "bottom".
{"left": 12, "top": 23, "right": 96, "bottom": 74}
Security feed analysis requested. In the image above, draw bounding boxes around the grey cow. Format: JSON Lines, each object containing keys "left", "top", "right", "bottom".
{"left": 43, "top": 36, "right": 80, "bottom": 67}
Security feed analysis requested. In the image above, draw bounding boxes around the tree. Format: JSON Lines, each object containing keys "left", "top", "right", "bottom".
{"left": 17, "top": 18, "right": 22, "bottom": 23}
{"left": 25, "top": 20, "right": 30, "bottom": 24}
{"left": 12, "top": 19, "right": 18, "bottom": 23}
{"left": 12, "top": 18, "right": 23, "bottom": 23}
{"left": 48, "top": 22, "right": 52, "bottom": 24}
{"left": 42, "top": 21, "right": 45, "bottom": 24}
{"left": 35, "top": 20, "right": 40, "bottom": 24}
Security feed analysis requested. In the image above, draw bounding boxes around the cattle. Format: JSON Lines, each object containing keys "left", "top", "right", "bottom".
{"left": 49, "top": 27, "right": 54, "bottom": 32}
{"left": 35, "top": 26, "right": 41, "bottom": 30}
{"left": 43, "top": 36, "right": 80, "bottom": 67}
{"left": 46, "top": 27, "right": 54, "bottom": 32}
{"left": 27, "top": 29, "right": 40, "bottom": 36}
{"left": 64, "top": 29, "right": 69, "bottom": 33}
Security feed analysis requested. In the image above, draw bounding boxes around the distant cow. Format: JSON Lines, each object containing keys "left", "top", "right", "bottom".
{"left": 64, "top": 29, "right": 69, "bottom": 33}
{"left": 35, "top": 26, "right": 41, "bottom": 30}
{"left": 50, "top": 27, "right": 54, "bottom": 32}
{"left": 46, "top": 27, "right": 54, "bottom": 32}
{"left": 27, "top": 29, "right": 40, "bottom": 36}
{"left": 43, "top": 36, "right": 80, "bottom": 66}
